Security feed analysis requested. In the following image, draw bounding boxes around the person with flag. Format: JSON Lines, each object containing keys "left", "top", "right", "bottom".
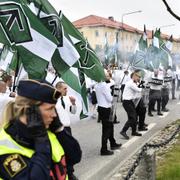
{"left": 0, "top": 79, "right": 69, "bottom": 180}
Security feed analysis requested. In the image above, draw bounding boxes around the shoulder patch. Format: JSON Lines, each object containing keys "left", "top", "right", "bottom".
{"left": 3, "top": 154, "right": 27, "bottom": 177}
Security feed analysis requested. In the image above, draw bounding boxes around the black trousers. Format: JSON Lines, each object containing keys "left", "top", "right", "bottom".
{"left": 98, "top": 106, "right": 116, "bottom": 151}
{"left": 148, "top": 89, "right": 161, "bottom": 113}
{"left": 120, "top": 84, "right": 125, "bottom": 101}
{"left": 161, "top": 88, "right": 169, "bottom": 109}
{"left": 136, "top": 99, "right": 146, "bottom": 129}
{"left": 172, "top": 79, "right": 176, "bottom": 98}
{"left": 122, "top": 100, "right": 137, "bottom": 133}
{"left": 64, "top": 126, "right": 74, "bottom": 176}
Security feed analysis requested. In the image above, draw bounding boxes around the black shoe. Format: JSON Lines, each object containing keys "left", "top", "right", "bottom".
{"left": 120, "top": 131, "right": 129, "bottom": 140}
{"left": 157, "top": 112, "right": 163, "bottom": 116}
{"left": 172, "top": 97, "right": 176, "bottom": 100}
{"left": 111, "top": 143, "right": 122, "bottom": 150}
{"left": 113, "top": 121, "right": 120, "bottom": 124}
{"left": 144, "top": 123, "right": 148, "bottom": 127}
{"left": 100, "top": 150, "right": 114, "bottom": 156}
{"left": 132, "top": 132, "right": 142, "bottom": 136}
{"left": 69, "top": 174, "right": 79, "bottom": 180}
{"left": 138, "top": 127, "right": 148, "bottom": 131}
{"left": 162, "top": 108, "right": 169, "bottom": 112}
{"left": 148, "top": 112, "right": 153, "bottom": 117}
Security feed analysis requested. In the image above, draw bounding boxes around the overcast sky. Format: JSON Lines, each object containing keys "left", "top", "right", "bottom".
{"left": 49, "top": 0, "right": 180, "bottom": 38}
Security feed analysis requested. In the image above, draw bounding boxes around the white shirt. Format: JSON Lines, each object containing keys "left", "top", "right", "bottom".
{"left": 112, "top": 69, "right": 123, "bottom": 85}
{"left": 121, "top": 74, "right": 131, "bottom": 85}
{"left": 122, "top": 79, "right": 142, "bottom": 101}
{"left": 56, "top": 96, "right": 77, "bottom": 127}
{"left": 95, "top": 82, "right": 113, "bottom": 108}
{"left": 0, "top": 93, "right": 14, "bottom": 124}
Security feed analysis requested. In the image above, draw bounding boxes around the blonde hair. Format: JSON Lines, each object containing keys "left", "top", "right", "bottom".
{"left": 1, "top": 96, "right": 41, "bottom": 128}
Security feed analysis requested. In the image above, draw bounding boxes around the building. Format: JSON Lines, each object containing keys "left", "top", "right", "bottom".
{"left": 73, "top": 15, "right": 180, "bottom": 64}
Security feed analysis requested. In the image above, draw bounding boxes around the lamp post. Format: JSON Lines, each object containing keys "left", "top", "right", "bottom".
{"left": 121, "top": 10, "right": 142, "bottom": 64}
{"left": 159, "top": 24, "right": 175, "bottom": 29}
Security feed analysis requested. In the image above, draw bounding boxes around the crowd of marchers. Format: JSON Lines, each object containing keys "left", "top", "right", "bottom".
{"left": 86, "top": 65, "right": 177, "bottom": 155}
{"left": 0, "top": 65, "right": 178, "bottom": 179}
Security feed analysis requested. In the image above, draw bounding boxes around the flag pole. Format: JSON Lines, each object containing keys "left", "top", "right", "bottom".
{"left": 51, "top": 73, "right": 59, "bottom": 85}
{"left": 12, "top": 51, "right": 20, "bottom": 92}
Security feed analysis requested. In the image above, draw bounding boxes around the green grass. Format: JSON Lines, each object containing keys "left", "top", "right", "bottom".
{"left": 156, "top": 135, "right": 180, "bottom": 180}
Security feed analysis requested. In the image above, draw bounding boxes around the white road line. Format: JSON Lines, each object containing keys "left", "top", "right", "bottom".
{"left": 122, "top": 123, "right": 156, "bottom": 148}
{"left": 177, "top": 102, "right": 180, "bottom": 105}
{"left": 159, "top": 112, "right": 169, "bottom": 118}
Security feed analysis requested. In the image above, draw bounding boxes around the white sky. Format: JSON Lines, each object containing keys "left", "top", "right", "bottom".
{"left": 49, "top": 0, "right": 180, "bottom": 38}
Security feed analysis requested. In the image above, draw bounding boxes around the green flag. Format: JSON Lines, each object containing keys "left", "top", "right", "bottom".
{"left": 159, "top": 33, "right": 173, "bottom": 69}
{"left": 28, "top": 0, "right": 105, "bottom": 82}
{"left": 0, "top": 0, "right": 59, "bottom": 79}
{"left": 61, "top": 68, "right": 88, "bottom": 118}
{"left": 131, "top": 25, "right": 148, "bottom": 70}
{"left": 0, "top": 45, "right": 15, "bottom": 72}
{"left": 146, "top": 29, "right": 161, "bottom": 70}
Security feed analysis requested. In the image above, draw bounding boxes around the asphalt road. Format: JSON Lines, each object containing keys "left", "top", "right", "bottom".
{"left": 70, "top": 95, "right": 180, "bottom": 180}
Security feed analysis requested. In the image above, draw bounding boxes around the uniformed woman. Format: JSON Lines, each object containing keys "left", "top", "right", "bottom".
{"left": 0, "top": 79, "right": 68, "bottom": 180}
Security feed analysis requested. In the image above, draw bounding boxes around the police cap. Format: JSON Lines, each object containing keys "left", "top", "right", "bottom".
{"left": 17, "top": 79, "right": 61, "bottom": 104}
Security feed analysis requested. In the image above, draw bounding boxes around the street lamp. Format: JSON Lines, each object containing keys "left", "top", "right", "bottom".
{"left": 121, "top": 10, "right": 142, "bottom": 29}
{"left": 121, "top": 10, "right": 142, "bottom": 64}
{"left": 159, "top": 24, "right": 175, "bottom": 29}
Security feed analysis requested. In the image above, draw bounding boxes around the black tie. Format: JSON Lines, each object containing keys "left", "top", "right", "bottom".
{"left": 61, "top": 97, "right": 65, "bottom": 109}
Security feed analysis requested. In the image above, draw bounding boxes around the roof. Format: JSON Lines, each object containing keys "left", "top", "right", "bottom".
{"left": 73, "top": 15, "right": 180, "bottom": 42}
{"left": 73, "top": 15, "right": 141, "bottom": 34}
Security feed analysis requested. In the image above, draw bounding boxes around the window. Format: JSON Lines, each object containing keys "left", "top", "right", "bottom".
{"left": 95, "top": 30, "right": 99, "bottom": 37}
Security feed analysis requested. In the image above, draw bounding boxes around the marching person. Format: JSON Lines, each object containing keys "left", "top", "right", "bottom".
{"left": 0, "top": 79, "right": 69, "bottom": 180}
{"left": 1, "top": 72, "right": 16, "bottom": 97}
{"left": 120, "top": 71, "right": 142, "bottom": 140}
{"left": 148, "top": 69, "right": 163, "bottom": 116}
{"left": 55, "top": 81, "right": 79, "bottom": 180}
{"left": 0, "top": 80, "right": 14, "bottom": 123}
{"left": 95, "top": 72, "right": 121, "bottom": 156}
{"left": 120, "top": 70, "right": 130, "bottom": 102}
{"left": 161, "top": 71, "right": 171, "bottom": 112}
{"left": 107, "top": 71, "right": 120, "bottom": 124}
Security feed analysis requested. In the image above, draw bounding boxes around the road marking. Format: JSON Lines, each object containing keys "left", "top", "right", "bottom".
{"left": 159, "top": 112, "right": 169, "bottom": 118}
{"left": 122, "top": 123, "right": 156, "bottom": 148}
{"left": 177, "top": 102, "right": 180, "bottom": 105}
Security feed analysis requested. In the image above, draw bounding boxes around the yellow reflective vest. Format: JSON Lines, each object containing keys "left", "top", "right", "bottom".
{"left": 0, "top": 128, "right": 68, "bottom": 180}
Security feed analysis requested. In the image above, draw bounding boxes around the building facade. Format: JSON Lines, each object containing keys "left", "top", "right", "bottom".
{"left": 73, "top": 15, "right": 180, "bottom": 64}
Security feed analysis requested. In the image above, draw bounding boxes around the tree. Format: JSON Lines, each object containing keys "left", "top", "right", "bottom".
{"left": 162, "top": 0, "right": 180, "bottom": 21}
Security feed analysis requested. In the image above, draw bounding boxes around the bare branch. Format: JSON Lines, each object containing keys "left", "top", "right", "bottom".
{"left": 162, "top": 0, "right": 180, "bottom": 21}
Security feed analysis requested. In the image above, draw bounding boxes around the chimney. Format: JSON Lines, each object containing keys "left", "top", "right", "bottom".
{"left": 108, "top": 16, "right": 114, "bottom": 21}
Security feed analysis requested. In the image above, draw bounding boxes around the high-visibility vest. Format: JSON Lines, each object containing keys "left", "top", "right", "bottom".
{"left": 0, "top": 128, "right": 68, "bottom": 180}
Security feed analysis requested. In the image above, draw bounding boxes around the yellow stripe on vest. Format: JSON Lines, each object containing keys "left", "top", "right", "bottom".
{"left": 0, "top": 129, "right": 64, "bottom": 163}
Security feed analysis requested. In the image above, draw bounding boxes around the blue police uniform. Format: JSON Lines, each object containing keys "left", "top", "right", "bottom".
{"left": 0, "top": 80, "right": 68, "bottom": 180}
{"left": 0, "top": 120, "right": 67, "bottom": 180}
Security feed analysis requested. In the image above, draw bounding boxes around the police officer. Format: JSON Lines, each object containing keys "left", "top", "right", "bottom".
{"left": 0, "top": 79, "right": 69, "bottom": 180}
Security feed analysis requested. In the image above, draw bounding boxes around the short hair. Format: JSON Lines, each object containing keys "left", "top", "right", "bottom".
{"left": 1, "top": 72, "right": 12, "bottom": 83}
{"left": 55, "top": 81, "right": 65, "bottom": 89}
